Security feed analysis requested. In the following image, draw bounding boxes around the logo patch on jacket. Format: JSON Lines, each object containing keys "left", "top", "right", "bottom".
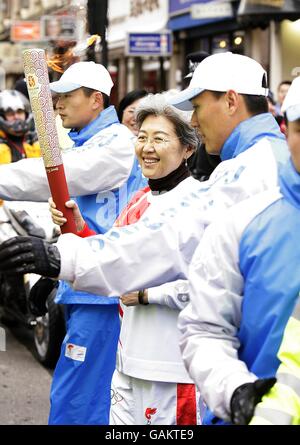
{"left": 65, "top": 343, "right": 87, "bottom": 362}
{"left": 145, "top": 407, "right": 157, "bottom": 424}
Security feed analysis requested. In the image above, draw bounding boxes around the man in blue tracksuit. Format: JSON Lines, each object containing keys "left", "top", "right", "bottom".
{"left": 179, "top": 75, "right": 300, "bottom": 425}
{"left": 0, "top": 61, "right": 146, "bottom": 425}
{"left": 47, "top": 62, "right": 146, "bottom": 425}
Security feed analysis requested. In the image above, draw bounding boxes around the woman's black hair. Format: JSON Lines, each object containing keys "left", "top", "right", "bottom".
{"left": 117, "top": 89, "right": 148, "bottom": 123}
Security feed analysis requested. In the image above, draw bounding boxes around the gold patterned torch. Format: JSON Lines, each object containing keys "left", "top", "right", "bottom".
{"left": 23, "top": 48, "right": 77, "bottom": 234}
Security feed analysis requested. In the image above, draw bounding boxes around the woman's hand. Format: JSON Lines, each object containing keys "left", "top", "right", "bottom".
{"left": 120, "top": 290, "right": 149, "bottom": 306}
{"left": 48, "top": 197, "right": 85, "bottom": 232}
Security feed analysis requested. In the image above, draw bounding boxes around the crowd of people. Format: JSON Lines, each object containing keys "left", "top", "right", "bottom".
{"left": 0, "top": 51, "right": 299, "bottom": 426}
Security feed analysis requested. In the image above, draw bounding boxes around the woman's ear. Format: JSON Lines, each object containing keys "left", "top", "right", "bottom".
{"left": 185, "top": 145, "right": 195, "bottom": 160}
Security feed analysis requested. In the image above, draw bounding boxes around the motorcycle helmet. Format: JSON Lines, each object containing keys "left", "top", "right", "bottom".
{"left": 0, "top": 89, "right": 34, "bottom": 136}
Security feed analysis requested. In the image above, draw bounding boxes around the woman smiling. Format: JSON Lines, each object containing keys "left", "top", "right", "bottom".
{"left": 49, "top": 94, "right": 201, "bottom": 425}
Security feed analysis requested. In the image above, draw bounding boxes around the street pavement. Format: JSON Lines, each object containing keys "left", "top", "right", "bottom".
{"left": 0, "top": 323, "right": 52, "bottom": 425}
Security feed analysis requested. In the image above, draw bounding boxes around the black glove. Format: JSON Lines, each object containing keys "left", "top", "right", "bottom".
{"left": 28, "top": 277, "right": 59, "bottom": 317}
{"left": 0, "top": 236, "right": 61, "bottom": 278}
{"left": 230, "top": 378, "right": 277, "bottom": 425}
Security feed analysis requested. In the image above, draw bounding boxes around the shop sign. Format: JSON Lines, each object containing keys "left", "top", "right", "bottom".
{"left": 108, "top": 0, "right": 168, "bottom": 45}
{"left": 244, "top": 0, "right": 284, "bottom": 6}
{"left": 40, "top": 15, "right": 79, "bottom": 41}
{"left": 130, "top": 0, "right": 161, "bottom": 17}
{"left": 237, "top": 0, "right": 299, "bottom": 19}
{"left": 191, "top": 1, "right": 233, "bottom": 19}
{"left": 10, "top": 21, "right": 41, "bottom": 41}
{"left": 126, "top": 32, "right": 172, "bottom": 56}
{"left": 169, "top": 0, "right": 200, "bottom": 16}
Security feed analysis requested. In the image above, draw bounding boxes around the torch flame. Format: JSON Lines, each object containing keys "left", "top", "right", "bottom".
{"left": 46, "top": 35, "right": 101, "bottom": 73}
{"left": 87, "top": 35, "right": 100, "bottom": 47}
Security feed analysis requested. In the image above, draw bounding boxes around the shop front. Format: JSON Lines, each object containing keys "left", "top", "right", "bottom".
{"left": 108, "top": 0, "right": 171, "bottom": 103}
{"left": 168, "top": 0, "right": 246, "bottom": 88}
{"left": 237, "top": 0, "right": 300, "bottom": 92}
{"left": 168, "top": 0, "right": 300, "bottom": 94}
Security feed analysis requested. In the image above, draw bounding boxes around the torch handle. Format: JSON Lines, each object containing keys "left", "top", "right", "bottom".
{"left": 46, "top": 164, "right": 77, "bottom": 234}
{"left": 23, "top": 48, "right": 77, "bottom": 235}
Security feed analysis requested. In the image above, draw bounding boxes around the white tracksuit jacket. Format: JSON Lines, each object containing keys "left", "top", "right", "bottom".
{"left": 178, "top": 158, "right": 300, "bottom": 424}
{"left": 0, "top": 123, "right": 135, "bottom": 201}
{"left": 57, "top": 136, "right": 288, "bottom": 295}
{"left": 55, "top": 110, "right": 289, "bottom": 294}
{"left": 117, "top": 176, "right": 198, "bottom": 383}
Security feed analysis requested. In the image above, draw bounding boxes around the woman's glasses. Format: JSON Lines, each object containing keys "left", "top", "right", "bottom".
{"left": 136, "top": 135, "right": 174, "bottom": 149}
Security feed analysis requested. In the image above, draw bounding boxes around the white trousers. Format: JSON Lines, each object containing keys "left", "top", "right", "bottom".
{"left": 110, "top": 369, "right": 203, "bottom": 425}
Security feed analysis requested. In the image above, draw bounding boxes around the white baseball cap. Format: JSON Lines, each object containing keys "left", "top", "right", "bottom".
{"left": 169, "top": 52, "right": 269, "bottom": 111}
{"left": 50, "top": 61, "right": 114, "bottom": 96}
{"left": 281, "top": 76, "right": 300, "bottom": 122}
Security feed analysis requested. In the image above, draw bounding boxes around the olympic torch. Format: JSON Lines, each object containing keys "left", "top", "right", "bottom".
{"left": 23, "top": 48, "right": 77, "bottom": 234}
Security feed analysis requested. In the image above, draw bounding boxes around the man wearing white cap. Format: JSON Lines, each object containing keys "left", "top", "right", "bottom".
{"left": 0, "top": 61, "right": 146, "bottom": 425}
{"left": 249, "top": 76, "right": 300, "bottom": 425}
{"left": 0, "top": 62, "right": 141, "bottom": 202}
{"left": 179, "top": 75, "right": 300, "bottom": 425}
{"left": 0, "top": 54, "right": 292, "bottom": 419}
{"left": 47, "top": 62, "right": 146, "bottom": 426}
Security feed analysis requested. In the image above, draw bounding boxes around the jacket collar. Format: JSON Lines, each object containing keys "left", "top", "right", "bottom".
{"left": 221, "top": 113, "right": 285, "bottom": 161}
{"left": 68, "top": 106, "right": 119, "bottom": 147}
{"left": 279, "top": 158, "right": 300, "bottom": 209}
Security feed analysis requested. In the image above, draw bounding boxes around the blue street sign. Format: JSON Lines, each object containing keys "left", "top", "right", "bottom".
{"left": 126, "top": 32, "right": 172, "bottom": 57}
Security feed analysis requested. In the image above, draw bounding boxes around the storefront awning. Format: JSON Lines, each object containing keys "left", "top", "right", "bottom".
{"left": 168, "top": 13, "right": 226, "bottom": 31}
{"left": 168, "top": 0, "right": 238, "bottom": 31}
{"left": 238, "top": 0, "right": 300, "bottom": 25}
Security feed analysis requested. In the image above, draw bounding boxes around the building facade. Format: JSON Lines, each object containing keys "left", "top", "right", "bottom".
{"left": 1, "top": 0, "right": 300, "bottom": 103}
